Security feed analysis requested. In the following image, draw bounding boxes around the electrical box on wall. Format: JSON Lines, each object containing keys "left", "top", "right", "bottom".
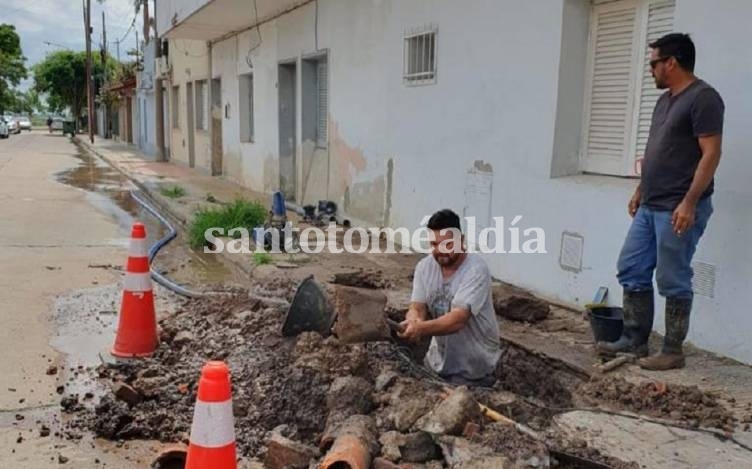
{"left": 560, "top": 231, "right": 584, "bottom": 273}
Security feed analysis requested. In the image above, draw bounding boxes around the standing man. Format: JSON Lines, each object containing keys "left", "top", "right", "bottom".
{"left": 399, "top": 209, "right": 501, "bottom": 386}
{"left": 597, "top": 33, "right": 724, "bottom": 370}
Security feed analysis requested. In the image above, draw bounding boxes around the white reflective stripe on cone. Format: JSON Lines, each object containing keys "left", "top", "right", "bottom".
{"left": 189, "top": 399, "right": 235, "bottom": 448}
{"left": 123, "top": 272, "right": 152, "bottom": 292}
{"left": 128, "top": 239, "right": 148, "bottom": 257}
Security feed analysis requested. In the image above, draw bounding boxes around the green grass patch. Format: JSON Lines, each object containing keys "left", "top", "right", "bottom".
{"left": 188, "top": 198, "right": 268, "bottom": 249}
{"left": 253, "top": 252, "right": 273, "bottom": 266}
{"left": 160, "top": 185, "right": 186, "bottom": 198}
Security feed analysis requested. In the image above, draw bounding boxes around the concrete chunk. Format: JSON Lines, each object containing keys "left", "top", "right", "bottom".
{"left": 332, "top": 285, "right": 390, "bottom": 343}
{"left": 416, "top": 387, "right": 480, "bottom": 436}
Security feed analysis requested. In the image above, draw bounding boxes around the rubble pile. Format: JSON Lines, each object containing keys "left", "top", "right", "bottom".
{"left": 578, "top": 375, "right": 737, "bottom": 431}
{"left": 61, "top": 273, "right": 735, "bottom": 468}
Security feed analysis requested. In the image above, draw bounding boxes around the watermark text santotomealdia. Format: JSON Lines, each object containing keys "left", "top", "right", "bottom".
{"left": 203, "top": 216, "right": 547, "bottom": 255}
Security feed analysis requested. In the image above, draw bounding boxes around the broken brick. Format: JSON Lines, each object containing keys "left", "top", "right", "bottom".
{"left": 264, "top": 433, "right": 319, "bottom": 469}
{"left": 112, "top": 381, "right": 141, "bottom": 406}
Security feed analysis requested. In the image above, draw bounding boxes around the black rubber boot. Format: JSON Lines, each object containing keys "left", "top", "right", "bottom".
{"left": 596, "top": 290, "right": 654, "bottom": 358}
{"left": 639, "top": 297, "right": 691, "bottom": 370}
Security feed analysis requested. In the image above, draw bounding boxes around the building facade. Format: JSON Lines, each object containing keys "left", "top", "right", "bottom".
{"left": 157, "top": 0, "right": 752, "bottom": 364}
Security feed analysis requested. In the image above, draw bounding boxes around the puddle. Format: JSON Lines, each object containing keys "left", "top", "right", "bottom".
{"left": 55, "top": 145, "right": 238, "bottom": 288}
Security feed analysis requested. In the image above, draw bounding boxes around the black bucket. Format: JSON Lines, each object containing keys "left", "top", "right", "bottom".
{"left": 588, "top": 306, "right": 624, "bottom": 343}
{"left": 281, "top": 276, "right": 336, "bottom": 337}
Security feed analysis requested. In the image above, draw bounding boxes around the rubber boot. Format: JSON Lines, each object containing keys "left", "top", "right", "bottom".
{"left": 596, "top": 290, "right": 654, "bottom": 358}
{"left": 639, "top": 297, "right": 691, "bottom": 370}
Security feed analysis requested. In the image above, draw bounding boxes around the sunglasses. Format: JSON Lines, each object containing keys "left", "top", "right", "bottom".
{"left": 649, "top": 56, "right": 672, "bottom": 69}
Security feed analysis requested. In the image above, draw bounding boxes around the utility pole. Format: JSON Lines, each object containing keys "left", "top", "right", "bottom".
{"left": 85, "top": 0, "right": 94, "bottom": 143}
{"left": 142, "top": 0, "right": 150, "bottom": 44}
{"left": 115, "top": 39, "right": 120, "bottom": 62}
{"left": 102, "top": 11, "right": 109, "bottom": 139}
{"left": 153, "top": 0, "right": 166, "bottom": 161}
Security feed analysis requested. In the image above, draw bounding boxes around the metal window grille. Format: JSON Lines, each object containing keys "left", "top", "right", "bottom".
{"left": 171, "top": 86, "right": 180, "bottom": 129}
{"left": 317, "top": 59, "right": 328, "bottom": 147}
{"left": 403, "top": 25, "right": 437, "bottom": 85}
{"left": 239, "top": 74, "right": 254, "bottom": 142}
{"left": 195, "top": 80, "right": 206, "bottom": 130}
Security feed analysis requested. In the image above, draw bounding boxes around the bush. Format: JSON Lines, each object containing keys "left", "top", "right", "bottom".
{"left": 188, "top": 198, "right": 268, "bottom": 249}
{"left": 253, "top": 252, "right": 273, "bottom": 266}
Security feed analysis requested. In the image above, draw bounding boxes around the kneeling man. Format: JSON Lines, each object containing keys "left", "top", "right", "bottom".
{"left": 399, "top": 209, "right": 501, "bottom": 386}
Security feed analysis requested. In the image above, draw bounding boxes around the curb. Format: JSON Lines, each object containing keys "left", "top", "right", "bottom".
{"left": 75, "top": 137, "right": 256, "bottom": 278}
{"left": 74, "top": 137, "right": 188, "bottom": 226}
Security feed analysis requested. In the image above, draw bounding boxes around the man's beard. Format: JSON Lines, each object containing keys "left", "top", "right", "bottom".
{"left": 434, "top": 252, "right": 461, "bottom": 268}
{"left": 654, "top": 77, "right": 667, "bottom": 89}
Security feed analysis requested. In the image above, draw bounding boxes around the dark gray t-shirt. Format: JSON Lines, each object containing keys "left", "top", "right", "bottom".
{"left": 641, "top": 79, "right": 724, "bottom": 211}
{"left": 411, "top": 254, "right": 501, "bottom": 380}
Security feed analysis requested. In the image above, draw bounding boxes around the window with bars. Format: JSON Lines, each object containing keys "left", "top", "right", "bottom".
{"left": 195, "top": 80, "right": 207, "bottom": 130}
{"left": 403, "top": 26, "right": 437, "bottom": 85}
{"left": 582, "top": 0, "right": 675, "bottom": 176}
{"left": 171, "top": 85, "right": 180, "bottom": 129}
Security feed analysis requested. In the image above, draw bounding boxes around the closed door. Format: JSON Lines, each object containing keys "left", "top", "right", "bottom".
{"left": 278, "top": 62, "right": 297, "bottom": 201}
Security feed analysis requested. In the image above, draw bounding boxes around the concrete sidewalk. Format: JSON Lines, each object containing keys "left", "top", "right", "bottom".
{"left": 74, "top": 138, "right": 270, "bottom": 226}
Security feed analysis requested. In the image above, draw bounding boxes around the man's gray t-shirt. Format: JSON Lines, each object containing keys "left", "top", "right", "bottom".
{"left": 411, "top": 253, "right": 501, "bottom": 380}
{"left": 641, "top": 79, "right": 724, "bottom": 211}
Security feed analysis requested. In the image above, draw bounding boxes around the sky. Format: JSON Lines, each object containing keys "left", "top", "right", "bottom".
{"left": 1, "top": 0, "right": 145, "bottom": 90}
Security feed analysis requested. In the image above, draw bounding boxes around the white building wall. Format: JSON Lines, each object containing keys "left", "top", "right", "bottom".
{"left": 168, "top": 39, "right": 211, "bottom": 172}
{"left": 181, "top": 0, "right": 752, "bottom": 364}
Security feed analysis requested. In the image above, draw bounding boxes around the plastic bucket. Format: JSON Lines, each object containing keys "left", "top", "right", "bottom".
{"left": 588, "top": 306, "right": 624, "bottom": 343}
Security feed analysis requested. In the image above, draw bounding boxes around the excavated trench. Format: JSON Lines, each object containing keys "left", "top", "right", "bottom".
{"left": 55, "top": 285, "right": 651, "bottom": 468}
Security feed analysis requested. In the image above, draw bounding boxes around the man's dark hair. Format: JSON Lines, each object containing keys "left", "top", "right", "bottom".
{"left": 427, "top": 209, "right": 461, "bottom": 232}
{"left": 650, "top": 33, "right": 695, "bottom": 72}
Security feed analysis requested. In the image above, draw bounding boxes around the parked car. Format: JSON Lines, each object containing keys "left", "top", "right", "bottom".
{"left": 51, "top": 117, "right": 64, "bottom": 131}
{"left": 5, "top": 117, "right": 20, "bottom": 134}
{"left": 17, "top": 115, "right": 32, "bottom": 131}
{"left": 0, "top": 119, "right": 8, "bottom": 139}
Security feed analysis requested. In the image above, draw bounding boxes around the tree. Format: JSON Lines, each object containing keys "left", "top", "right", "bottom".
{"left": 0, "top": 24, "right": 27, "bottom": 113}
{"left": 8, "top": 89, "right": 43, "bottom": 115}
{"left": 32, "top": 51, "right": 114, "bottom": 123}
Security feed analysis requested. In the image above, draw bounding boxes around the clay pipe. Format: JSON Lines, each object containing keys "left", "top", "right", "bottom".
{"left": 319, "top": 434, "right": 371, "bottom": 469}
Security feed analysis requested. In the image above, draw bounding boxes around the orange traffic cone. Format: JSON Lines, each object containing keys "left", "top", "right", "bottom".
{"left": 112, "top": 222, "right": 158, "bottom": 357}
{"left": 186, "top": 361, "right": 237, "bottom": 469}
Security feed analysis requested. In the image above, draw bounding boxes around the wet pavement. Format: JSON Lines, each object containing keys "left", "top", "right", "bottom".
{"left": 0, "top": 132, "right": 198, "bottom": 467}
{"left": 57, "top": 142, "right": 241, "bottom": 289}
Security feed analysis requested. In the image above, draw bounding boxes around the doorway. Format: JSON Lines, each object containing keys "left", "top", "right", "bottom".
{"left": 278, "top": 62, "right": 297, "bottom": 201}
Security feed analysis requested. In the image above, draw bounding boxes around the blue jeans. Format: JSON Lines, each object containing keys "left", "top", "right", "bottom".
{"left": 617, "top": 197, "right": 713, "bottom": 299}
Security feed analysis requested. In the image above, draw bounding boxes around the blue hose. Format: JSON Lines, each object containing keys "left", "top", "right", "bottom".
{"left": 130, "top": 189, "right": 205, "bottom": 298}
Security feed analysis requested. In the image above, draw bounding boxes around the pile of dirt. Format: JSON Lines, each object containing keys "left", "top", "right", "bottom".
{"left": 469, "top": 422, "right": 548, "bottom": 464}
{"left": 61, "top": 277, "right": 637, "bottom": 468}
{"left": 331, "top": 269, "right": 391, "bottom": 289}
{"left": 494, "top": 344, "right": 582, "bottom": 409}
{"left": 577, "top": 376, "right": 736, "bottom": 431}
{"left": 64, "top": 286, "right": 410, "bottom": 458}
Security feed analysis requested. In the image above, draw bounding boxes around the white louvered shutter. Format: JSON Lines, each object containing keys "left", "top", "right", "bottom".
{"left": 317, "top": 59, "right": 328, "bottom": 147}
{"left": 631, "top": 0, "right": 675, "bottom": 175}
{"left": 583, "top": 0, "right": 640, "bottom": 175}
